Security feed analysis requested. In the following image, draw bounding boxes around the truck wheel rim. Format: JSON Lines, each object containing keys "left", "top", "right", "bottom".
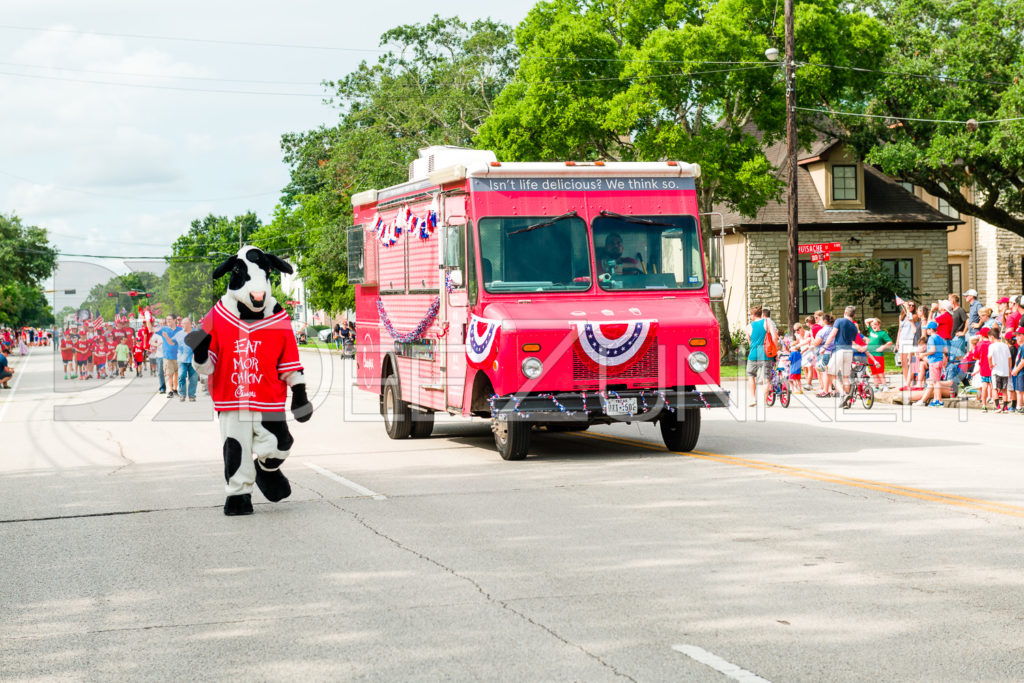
{"left": 494, "top": 420, "right": 508, "bottom": 446}
{"left": 385, "top": 386, "right": 395, "bottom": 427}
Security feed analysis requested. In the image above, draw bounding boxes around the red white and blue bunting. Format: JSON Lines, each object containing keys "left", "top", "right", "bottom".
{"left": 572, "top": 320, "right": 658, "bottom": 373}
{"left": 370, "top": 194, "right": 440, "bottom": 247}
{"left": 466, "top": 314, "right": 501, "bottom": 369}
{"left": 376, "top": 296, "right": 440, "bottom": 343}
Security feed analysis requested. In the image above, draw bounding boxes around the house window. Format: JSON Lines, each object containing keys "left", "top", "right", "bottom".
{"left": 898, "top": 181, "right": 914, "bottom": 194}
{"left": 797, "top": 260, "right": 821, "bottom": 315}
{"left": 937, "top": 196, "right": 960, "bottom": 219}
{"left": 948, "top": 264, "right": 961, "bottom": 300}
{"left": 881, "top": 258, "right": 914, "bottom": 312}
{"left": 832, "top": 165, "right": 858, "bottom": 201}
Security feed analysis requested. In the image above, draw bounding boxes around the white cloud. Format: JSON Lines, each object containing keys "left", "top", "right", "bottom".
{"left": 62, "top": 126, "right": 183, "bottom": 187}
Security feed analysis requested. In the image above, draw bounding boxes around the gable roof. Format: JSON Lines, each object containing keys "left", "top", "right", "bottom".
{"left": 716, "top": 134, "right": 963, "bottom": 230}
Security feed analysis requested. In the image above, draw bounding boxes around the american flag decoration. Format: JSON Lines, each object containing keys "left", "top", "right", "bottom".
{"left": 92, "top": 315, "right": 105, "bottom": 330}
{"left": 895, "top": 295, "right": 906, "bottom": 307}
{"left": 371, "top": 204, "right": 439, "bottom": 246}
{"left": 573, "top": 320, "right": 658, "bottom": 374}
{"left": 466, "top": 315, "right": 501, "bottom": 369}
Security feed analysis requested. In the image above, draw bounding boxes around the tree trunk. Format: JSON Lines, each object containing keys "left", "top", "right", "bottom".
{"left": 697, "top": 179, "right": 733, "bottom": 362}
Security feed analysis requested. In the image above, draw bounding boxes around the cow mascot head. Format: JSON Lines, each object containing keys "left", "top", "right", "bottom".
{"left": 186, "top": 246, "right": 313, "bottom": 516}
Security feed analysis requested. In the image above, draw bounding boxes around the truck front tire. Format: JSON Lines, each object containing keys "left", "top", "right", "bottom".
{"left": 493, "top": 418, "right": 530, "bottom": 460}
{"left": 410, "top": 411, "right": 434, "bottom": 439}
{"left": 659, "top": 407, "right": 701, "bottom": 452}
{"left": 382, "top": 374, "right": 412, "bottom": 440}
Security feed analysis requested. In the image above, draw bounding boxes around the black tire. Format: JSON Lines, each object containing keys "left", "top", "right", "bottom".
{"left": 410, "top": 411, "right": 434, "bottom": 438}
{"left": 779, "top": 383, "right": 791, "bottom": 408}
{"left": 659, "top": 407, "right": 701, "bottom": 452}
{"left": 493, "top": 418, "right": 530, "bottom": 460}
{"left": 860, "top": 383, "right": 875, "bottom": 410}
{"left": 382, "top": 374, "right": 412, "bottom": 440}
{"left": 765, "top": 385, "right": 776, "bottom": 407}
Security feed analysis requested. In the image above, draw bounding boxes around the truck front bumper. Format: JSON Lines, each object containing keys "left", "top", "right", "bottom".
{"left": 489, "top": 387, "right": 730, "bottom": 424}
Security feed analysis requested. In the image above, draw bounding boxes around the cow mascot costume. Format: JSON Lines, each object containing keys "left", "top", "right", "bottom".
{"left": 186, "top": 246, "right": 313, "bottom": 516}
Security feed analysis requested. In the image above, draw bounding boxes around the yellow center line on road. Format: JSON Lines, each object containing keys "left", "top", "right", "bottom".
{"left": 573, "top": 431, "right": 1024, "bottom": 519}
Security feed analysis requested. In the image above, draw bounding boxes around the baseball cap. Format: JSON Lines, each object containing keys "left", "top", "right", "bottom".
{"left": 965, "top": 289, "right": 978, "bottom": 297}
{"left": 979, "top": 327, "right": 990, "bottom": 337}
{"left": 1016, "top": 328, "right": 1024, "bottom": 337}
{"left": 998, "top": 296, "right": 1010, "bottom": 304}
{"left": 1006, "top": 331, "right": 1015, "bottom": 340}
{"left": 925, "top": 321, "right": 938, "bottom": 330}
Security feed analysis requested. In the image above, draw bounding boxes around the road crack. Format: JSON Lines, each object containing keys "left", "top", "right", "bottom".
{"left": 104, "top": 429, "right": 134, "bottom": 475}
{"left": 322, "top": 498, "right": 636, "bottom": 681}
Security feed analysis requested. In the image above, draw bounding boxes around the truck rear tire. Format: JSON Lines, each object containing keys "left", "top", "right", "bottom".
{"left": 382, "top": 374, "right": 412, "bottom": 440}
{"left": 493, "top": 419, "right": 530, "bottom": 460}
{"left": 410, "top": 411, "right": 434, "bottom": 439}
{"left": 659, "top": 407, "right": 701, "bottom": 452}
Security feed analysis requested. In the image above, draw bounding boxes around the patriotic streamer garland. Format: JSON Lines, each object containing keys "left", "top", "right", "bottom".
{"left": 488, "top": 390, "right": 683, "bottom": 420}
{"left": 370, "top": 194, "right": 440, "bottom": 247}
{"left": 376, "top": 296, "right": 440, "bottom": 343}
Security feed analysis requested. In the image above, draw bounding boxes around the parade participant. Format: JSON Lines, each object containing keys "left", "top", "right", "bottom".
{"left": 132, "top": 335, "right": 146, "bottom": 377}
{"left": 60, "top": 332, "right": 75, "bottom": 379}
{"left": 186, "top": 246, "right": 313, "bottom": 516}
{"left": 115, "top": 337, "right": 131, "bottom": 378}
{"left": 595, "top": 232, "right": 641, "bottom": 276}
{"left": 173, "top": 317, "right": 198, "bottom": 401}
{"left": 74, "top": 333, "right": 89, "bottom": 380}
{"left": 159, "top": 316, "right": 181, "bottom": 398}
{"left": 92, "top": 333, "right": 109, "bottom": 379}
{"left": 148, "top": 328, "right": 161, "bottom": 379}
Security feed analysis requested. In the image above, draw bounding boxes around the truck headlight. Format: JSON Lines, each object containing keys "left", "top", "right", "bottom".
{"left": 521, "top": 356, "right": 543, "bottom": 379}
{"left": 688, "top": 351, "right": 710, "bottom": 374}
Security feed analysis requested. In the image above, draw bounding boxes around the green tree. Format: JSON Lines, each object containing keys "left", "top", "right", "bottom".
{"left": 833, "top": 0, "right": 1024, "bottom": 236}
{"left": 165, "top": 213, "right": 261, "bottom": 317}
{"left": 476, "top": 0, "right": 886, "bottom": 218}
{"left": 79, "top": 271, "right": 166, "bottom": 321}
{"left": 827, "top": 258, "right": 917, "bottom": 314}
{"left": 0, "top": 213, "right": 58, "bottom": 326}
{"left": 258, "top": 16, "right": 517, "bottom": 314}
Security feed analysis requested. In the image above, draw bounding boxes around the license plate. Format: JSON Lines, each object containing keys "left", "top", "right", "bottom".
{"left": 605, "top": 398, "right": 637, "bottom": 416}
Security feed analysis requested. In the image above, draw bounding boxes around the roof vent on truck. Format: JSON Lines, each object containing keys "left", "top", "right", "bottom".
{"left": 408, "top": 146, "right": 497, "bottom": 182}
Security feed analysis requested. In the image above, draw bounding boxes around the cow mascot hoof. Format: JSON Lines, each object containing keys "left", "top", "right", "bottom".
{"left": 188, "top": 246, "right": 314, "bottom": 516}
{"left": 224, "top": 494, "right": 254, "bottom": 516}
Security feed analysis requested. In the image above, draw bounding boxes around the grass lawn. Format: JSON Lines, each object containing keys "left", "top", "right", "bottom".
{"left": 719, "top": 354, "right": 901, "bottom": 379}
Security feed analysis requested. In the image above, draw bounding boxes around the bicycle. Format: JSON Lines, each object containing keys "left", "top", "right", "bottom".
{"left": 764, "top": 364, "right": 791, "bottom": 408}
{"left": 841, "top": 361, "right": 875, "bottom": 410}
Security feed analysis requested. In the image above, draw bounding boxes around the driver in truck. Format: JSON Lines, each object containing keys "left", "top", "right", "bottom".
{"left": 596, "top": 232, "right": 642, "bottom": 276}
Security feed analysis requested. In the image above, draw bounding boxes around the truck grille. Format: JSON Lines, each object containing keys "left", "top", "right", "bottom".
{"left": 572, "top": 341, "right": 659, "bottom": 381}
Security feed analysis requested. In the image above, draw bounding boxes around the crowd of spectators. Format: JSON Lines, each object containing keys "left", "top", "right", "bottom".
{"left": 745, "top": 290, "right": 1024, "bottom": 412}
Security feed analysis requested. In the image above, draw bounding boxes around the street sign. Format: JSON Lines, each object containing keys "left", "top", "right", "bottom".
{"left": 798, "top": 242, "right": 842, "bottom": 254}
{"left": 810, "top": 253, "right": 831, "bottom": 262}
{"left": 817, "top": 263, "right": 829, "bottom": 290}
{"left": 64, "top": 289, "right": 76, "bottom": 295}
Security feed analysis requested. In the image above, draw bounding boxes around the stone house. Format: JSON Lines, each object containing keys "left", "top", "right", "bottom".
{"left": 716, "top": 137, "right": 963, "bottom": 332}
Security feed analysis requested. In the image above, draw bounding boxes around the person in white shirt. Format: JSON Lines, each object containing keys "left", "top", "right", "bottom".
{"left": 988, "top": 333, "right": 1012, "bottom": 411}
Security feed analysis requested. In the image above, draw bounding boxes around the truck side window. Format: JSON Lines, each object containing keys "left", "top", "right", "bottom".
{"left": 466, "top": 221, "right": 477, "bottom": 304}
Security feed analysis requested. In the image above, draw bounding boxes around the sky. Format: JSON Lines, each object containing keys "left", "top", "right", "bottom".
{"left": 3, "top": 1, "right": 538, "bottom": 310}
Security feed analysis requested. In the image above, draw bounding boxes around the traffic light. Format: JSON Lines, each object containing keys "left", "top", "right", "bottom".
{"left": 144, "top": 293, "right": 152, "bottom": 298}
{"left": 128, "top": 290, "right": 138, "bottom": 297}
{"left": 107, "top": 292, "right": 116, "bottom": 297}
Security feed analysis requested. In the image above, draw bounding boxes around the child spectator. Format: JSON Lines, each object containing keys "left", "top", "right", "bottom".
{"left": 989, "top": 328, "right": 1012, "bottom": 412}
{"left": 976, "top": 327, "right": 994, "bottom": 411}
{"left": 913, "top": 321, "right": 947, "bottom": 407}
{"left": 786, "top": 338, "right": 802, "bottom": 395}
{"left": 865, "top": 317, "right": 893, "bottom": 389}
{"left": 1012, "top": 329, "right": 1024, "bottom": 413}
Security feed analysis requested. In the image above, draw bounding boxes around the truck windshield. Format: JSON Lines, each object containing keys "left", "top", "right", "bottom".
{"left": 592, "top": 214, "right": 704, "bottom": 291}
{"left": 479, "top": 216, "right": 592, "bottom": 293}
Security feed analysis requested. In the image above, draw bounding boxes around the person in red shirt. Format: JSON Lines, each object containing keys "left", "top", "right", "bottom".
{"left": 92, "top": 334, "right": 109, "bottom": 379}
{"left": 132, "top": 336, "right": 146, "bottom": 377}
{"left": 73, "top": 334, "right": 90, "bottom": 380}
{"left": 934, "top": 301, "right": 954, "bottom": 340}
{"left": 1005, "top": 296, "right": 1022, "bottom": 333}
{"left": 976, "top": 327, "right": 994, "bottom": 410}
{"left": 60, "top": 332, "right": 75, "bottom": 379}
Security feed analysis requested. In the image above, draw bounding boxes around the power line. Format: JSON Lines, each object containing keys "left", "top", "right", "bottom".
{"left": 795, "top": 106, "right": 1024, "bottom": 125}
{"left": 0, "top": 60, "right": 324, "bottom": 86}
{"left": 0, "top": 70, "right": 323, "bottom": 97}
{"left": 0, "top": 170, "right": 281, "bottom": 203}
{"left": 797, "top": 60, "right": 1016, "bottom": 87}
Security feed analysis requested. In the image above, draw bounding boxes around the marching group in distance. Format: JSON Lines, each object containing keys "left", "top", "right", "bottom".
{"left": 57, "top": 312, "right": 199, "bottom": 402}
{"left": 746, "top": 290, "right": 1024, "bottom": 412}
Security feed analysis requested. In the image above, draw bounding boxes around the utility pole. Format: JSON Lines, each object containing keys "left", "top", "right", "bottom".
{"left": 785, "top": 0, "right": 799, "bottom": 328}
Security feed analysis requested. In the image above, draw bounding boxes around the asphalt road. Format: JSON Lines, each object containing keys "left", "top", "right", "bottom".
{"left": 2, "top": 346, "right": 1024, "bottom": 682}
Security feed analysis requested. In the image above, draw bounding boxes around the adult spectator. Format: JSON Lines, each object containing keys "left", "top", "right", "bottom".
{"left": 949, "top": 294, "right": 968, "bottom": 337}
{"left": 762, "top": 307, "right": 778, "bottom": 363}
{"left": 332, "top": 323, "right": 343, "bottom": 351}
{"left": 864, "top": 318, "right": 893, "bottom": 389}
{"left": 913, "top": 321, "right": 948, "bottom": 407}
{"left": 995, "top": 296, "right": 1011, "bottom": 327}
{"left": 744, "top": 305, "right": 777, "bottom": 407}
{"left": 964, "top": 289, "right": 982, "bottom": 328}
{"left": 1011, "top": 329, "right": 1024, "bottom": 413}
{"left": 825, "top": 305, "right": 860, "bottom": 397}
{"left": 934, "top": 300, "right": 954, "bottom": 340}
{"left": 159, "top": 316, "right": 181, "bottom": 397}
{"left": 0, "top": 347, "right": 13, "bottom": 388}
{"left": 814, "top": 314, "right": 836, "bottom": 396}
{"left": 1006, "top": 296, "right": 1022, "bottom": 333}
{"left": 173, "top": 317, "right": 198, "bottom": 402}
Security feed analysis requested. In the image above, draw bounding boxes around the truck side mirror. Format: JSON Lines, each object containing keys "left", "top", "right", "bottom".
{"left": 709, "top": 282, "right": 724, "bottom": 301}
{"left": 449, "top": 270, "right": 464, "bottom": 288}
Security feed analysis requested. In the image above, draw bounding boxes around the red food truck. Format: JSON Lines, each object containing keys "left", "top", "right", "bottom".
{"left": 348, "top": 147, "right": 729, "bottom": 460}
